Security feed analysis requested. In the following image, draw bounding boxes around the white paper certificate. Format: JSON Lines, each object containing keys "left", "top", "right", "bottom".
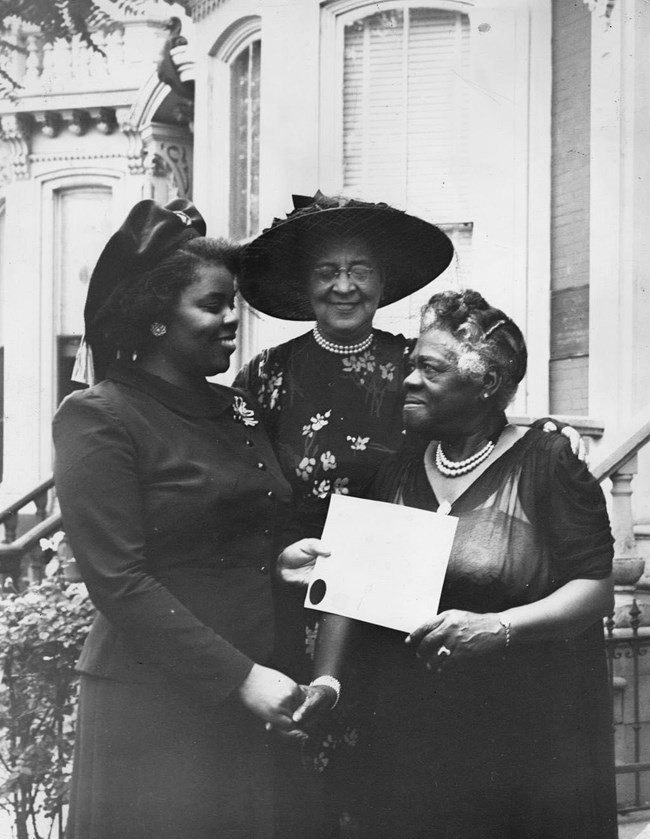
{"left": 304, "top": 494, "right": 458, "bottom": 633}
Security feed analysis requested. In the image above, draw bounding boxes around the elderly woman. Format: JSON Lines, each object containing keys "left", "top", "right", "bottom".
{"left": 235, "top": 191, "right": 454, "bottom": 543}
{"left": 238, "top": 193, "right": 585, "bottom": 837}
{"left": 54, "top": 199, "right": 313, "bottom": 839}
{"left": 235, "top": 192, "right": 455, "bottom": 835}
{"left": 294, "top": 290, "right": 617, "bottom": 839}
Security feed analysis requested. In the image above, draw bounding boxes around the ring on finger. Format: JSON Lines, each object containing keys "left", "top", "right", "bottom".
{"left": 437, "top": 645, "right": 451, "bottom": 657}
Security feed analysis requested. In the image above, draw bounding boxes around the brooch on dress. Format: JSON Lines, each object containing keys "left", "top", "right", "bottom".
{"left": 232, "top": 395, "right": 259, "bottom": 427}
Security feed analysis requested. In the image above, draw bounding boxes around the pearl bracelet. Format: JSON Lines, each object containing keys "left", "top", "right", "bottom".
{"left": 498, "top": 614, "right": 512, "bottom": 648}
{"left": 310, "top": 675, "right": 341, "bottom": 709}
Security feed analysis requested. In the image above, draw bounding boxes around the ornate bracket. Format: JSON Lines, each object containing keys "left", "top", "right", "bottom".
{"left": 116, "top": 107, "right": 146, "bottom": 175}
{"left": 0, "top": 114, "right": 35, "bottom": 180}
{"left": 141, "top": 122, "right": 193, "bottom": 200}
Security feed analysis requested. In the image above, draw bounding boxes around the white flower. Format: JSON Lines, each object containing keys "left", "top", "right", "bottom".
{"left": 320, "top": 451, "right": 336, "bottom": 471}
{"left": 296, "top": 457, "right": 316, "bottom": 480}
{"left": 347, "top": 435, "right": 369, "bottom": 451}
{"left": 39, "top": 531, "right": 66, "bottom": 553}
{"left": 310, "top": 410, "right": 331, "bottom": 431}
{"left": 232, "top": 395, "right": 259, "bottom": 427}
{"left": 333, "top": 478, "right": 350, "bottom": 495}
{"left": 267, "top": 372, "right": 283, "bottom": 409}
{"left": 380, "top": 362, "right": 395, "bottom": 381}
{"left": 342, "top": 356, "right": 364, "bottom": 373}
{"left": 312, "top": 480, "right": 331, "bottom": 498}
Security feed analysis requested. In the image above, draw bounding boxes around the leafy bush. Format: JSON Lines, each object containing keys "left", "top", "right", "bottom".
{"left": 0, "top": 562, "right": 94, "bottom": 839}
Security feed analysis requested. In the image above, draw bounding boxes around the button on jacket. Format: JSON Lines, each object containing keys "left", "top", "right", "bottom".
{"left": 53, "top": 363, "right": 293, "bottom": 705}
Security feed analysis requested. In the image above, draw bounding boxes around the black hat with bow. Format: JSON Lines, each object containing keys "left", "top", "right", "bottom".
{"left": 73, "top": 198, "right": 206, "bottom": 384}
{"left": 239, "top": 191, "right": 455, "bottom": 320}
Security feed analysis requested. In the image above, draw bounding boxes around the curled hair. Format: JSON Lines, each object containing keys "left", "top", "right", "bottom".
{"left": 420, "top": 289, "right": 527, "bottom": 409}
{"left": 92, "top": 237, "right": 242, "bottom": 357}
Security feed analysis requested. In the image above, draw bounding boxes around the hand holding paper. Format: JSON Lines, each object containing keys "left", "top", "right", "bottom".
{"left": 305, "top": 495, "right": 458, "bottom": 633}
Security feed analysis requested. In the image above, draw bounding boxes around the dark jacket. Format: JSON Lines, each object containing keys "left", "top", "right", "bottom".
{"left": 53, "top": 363, "right": 293, "bottom": 705}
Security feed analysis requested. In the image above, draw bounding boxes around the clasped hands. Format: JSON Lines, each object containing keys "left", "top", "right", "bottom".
{"left": 237, "top": 664, "right": 335, "bottom": 741}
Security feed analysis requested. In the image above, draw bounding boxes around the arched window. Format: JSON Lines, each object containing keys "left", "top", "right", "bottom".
{"left": 229, "top": 37, "right": 261, "bottom": 239}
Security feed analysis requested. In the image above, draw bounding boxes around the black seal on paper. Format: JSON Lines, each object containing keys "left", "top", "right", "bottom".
{"left": 309, "top": 579, "right": 327, "bottom": 605}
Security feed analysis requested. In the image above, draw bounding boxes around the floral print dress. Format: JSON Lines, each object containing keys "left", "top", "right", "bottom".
{"left": 234, "top": 329, "right": 412, "bottom": 771}
{"left": 234, "top": 329, "right": 412, "bottom": 542}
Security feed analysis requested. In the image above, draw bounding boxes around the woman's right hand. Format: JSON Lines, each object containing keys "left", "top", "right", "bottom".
{"left": 277, "top": 538, "right": 331, "bottom": 586}
{"left": 237, "top": 664, "right": 305, "bottom": 731}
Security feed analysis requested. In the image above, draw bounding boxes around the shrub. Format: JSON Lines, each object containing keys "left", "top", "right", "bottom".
{"left": 0, "top": 560, "right": 94, "bottom": 839}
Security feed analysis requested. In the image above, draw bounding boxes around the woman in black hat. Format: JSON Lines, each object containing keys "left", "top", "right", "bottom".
{"left": 235, "top": 192, "right": 584, "bottom": 836}
{"left": 234, "top": 192, "right": 455, "bottom": 834}
{"left": 53, "top": 199, "right": 313, "bottom": 839}
{"left": 235, "top": 192, "right": 454, "bottom": 552}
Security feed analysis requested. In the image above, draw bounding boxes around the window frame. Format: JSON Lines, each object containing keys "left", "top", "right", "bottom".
{"left": 38, "top": 172, "right": 122, "bottom": 470}
{"left": 319, "top": 0, "right": 552, "bottom": 416}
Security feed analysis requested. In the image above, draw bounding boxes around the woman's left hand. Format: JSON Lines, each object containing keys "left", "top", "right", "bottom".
{"left": 277, "top": 538, "right": 331, "bottom": 586}
{"left": 406, "top": 609, "right": 506, "bottom": 671}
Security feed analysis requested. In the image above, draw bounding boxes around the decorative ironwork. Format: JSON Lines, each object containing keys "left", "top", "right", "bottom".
{"left": 607, "top": 599, "right": 650, "bottom": 812}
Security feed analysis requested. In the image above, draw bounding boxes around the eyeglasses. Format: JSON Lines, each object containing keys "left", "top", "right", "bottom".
{"left": 311, "top": 265, "right": 376, "bottom": 284}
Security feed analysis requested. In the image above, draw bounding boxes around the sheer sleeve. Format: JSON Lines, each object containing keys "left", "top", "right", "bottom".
{"left": 537, "top": 435, "right": 614, "bottom": 586}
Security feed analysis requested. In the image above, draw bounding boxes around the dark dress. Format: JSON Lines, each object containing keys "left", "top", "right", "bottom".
{"left": 234, "top": 329, "right": 411, "bottom": 672}
{"left": 351, "top": 428, "right": 617, "bottom": 839}
{"left": 234, "top": 329, "right": 412, "bottom": 836}
{"left": 234, "top": 328, "right": 411, "bottom": 544}
{"left": 53, "top": 363, "right": 293, "bottom": 839}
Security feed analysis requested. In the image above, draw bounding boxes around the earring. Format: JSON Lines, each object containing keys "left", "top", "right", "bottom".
{"left": 482, "top": 392, "right": 489, "bottom": 400}
{"left": 150, "top": 322, "right": 167, "bottom": 337}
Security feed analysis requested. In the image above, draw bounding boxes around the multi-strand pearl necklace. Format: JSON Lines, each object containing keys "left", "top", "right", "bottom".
{"left": 312, "top": 326, "right": 374, "bottom": 356}
{"left": 434, "top": 420, "right": 509, "bottom": 478}
{"left": 435, "top": 439, "right": 496, "bottom": 477}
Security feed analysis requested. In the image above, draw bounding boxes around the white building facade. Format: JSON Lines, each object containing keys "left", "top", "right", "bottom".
{"left": 1, "top": 0, "right": 649, "bottom": 538}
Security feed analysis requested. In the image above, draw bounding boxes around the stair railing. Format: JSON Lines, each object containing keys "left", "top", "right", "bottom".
{"left": 0, "top": 477, "right": 61, "bottom": 590}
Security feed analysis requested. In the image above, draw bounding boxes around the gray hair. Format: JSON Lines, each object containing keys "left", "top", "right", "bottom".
{"left": 420, "top": 289, "right": 527, "bottom": 409}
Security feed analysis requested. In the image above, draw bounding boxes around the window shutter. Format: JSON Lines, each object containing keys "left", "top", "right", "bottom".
{"left": 342, "top": 8, "right": 470, "bottom": 224}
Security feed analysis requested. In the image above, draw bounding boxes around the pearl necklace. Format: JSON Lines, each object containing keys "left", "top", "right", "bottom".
{"left": 312, "top": 326, "right": 374, "bottom": 356}
{"left": 435, "top": 439, "right": 495, "bottom": 477}
{"left": 434, "top": 420, "right": 509, "bottom": 478}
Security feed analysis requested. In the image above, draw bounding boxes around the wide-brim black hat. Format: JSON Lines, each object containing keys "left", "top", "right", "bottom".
{"left": 240, "top": 191, "right": 454, "bottom": 320}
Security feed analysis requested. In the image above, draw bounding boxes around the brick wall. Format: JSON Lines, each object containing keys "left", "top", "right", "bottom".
{"left": 550, "top": 0, "right": 591, "bottom": 415}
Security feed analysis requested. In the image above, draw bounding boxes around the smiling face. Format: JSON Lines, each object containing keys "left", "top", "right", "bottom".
{"left": 402, "top": 327, "right": 485, "bottom": 439}
{"left": 306, "top": 238, "right": 384, "bottom": 343}
{"left": 158, "top": 262, "right": 238, "bottom": 382}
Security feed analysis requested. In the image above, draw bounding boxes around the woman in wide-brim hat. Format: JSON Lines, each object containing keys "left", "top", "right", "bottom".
{"left": 234, "top": 191, "right": 454, "bottom": 837}
{"left": 236, "top": 191, "right": 454, "bottom": 543}
{"left": 240, "top": 192, "right": 454, "bottom": 321}
{"left": 54, "top": 198, "right": 318, "bottom": 839}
